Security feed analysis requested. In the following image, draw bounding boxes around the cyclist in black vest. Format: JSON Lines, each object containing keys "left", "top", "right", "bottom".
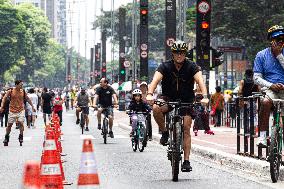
{"left": 146, "top": 40, "right": 209, "bottom": 172}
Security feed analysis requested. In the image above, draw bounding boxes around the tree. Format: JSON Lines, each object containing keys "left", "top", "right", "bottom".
{"left": 94, "top": 0, "right": 165, "bottom": 52}
{"left": 15, "top": 3, "right": 51, "bottom": 81}
{"left": 0, "top": 3, "right": 26, "bottom": 82}
{"left": 211, "top": 0, "right": 284, "bottom": 61}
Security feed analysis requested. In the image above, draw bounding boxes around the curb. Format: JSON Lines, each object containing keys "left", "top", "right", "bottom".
{"left": 118, "top": 122, "right": 284, "bottom": 181}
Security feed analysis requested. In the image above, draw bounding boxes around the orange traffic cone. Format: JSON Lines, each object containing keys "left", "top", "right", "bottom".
{"left": 41, "top": 130, "right": 64, "bottom": 189}
{"left": 40, "top": 155, "right": 63, "bottom": 189}
{"left": 77, "top": 139, "right": 100, "bottom": 188}
{"left": 22, "top": 160, "right": 42, "bottom": 189}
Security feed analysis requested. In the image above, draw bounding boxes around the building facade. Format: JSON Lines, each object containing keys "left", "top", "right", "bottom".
{"left": 12, "top": 0, "right": 66, "bottom": 46}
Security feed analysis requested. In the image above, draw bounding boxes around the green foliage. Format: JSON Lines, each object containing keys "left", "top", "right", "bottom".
{"left": 94, "top": 0, "right": 165, "bottom": 51}
{"left": 0, "top": 3, "right": 26, "bottom": 80}
{"left": 211, "top": 0, "right": 284, "bottom": 61}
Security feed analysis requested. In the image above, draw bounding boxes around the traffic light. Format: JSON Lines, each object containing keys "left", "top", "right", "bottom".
{"left": 120, "top": 69, "right": 125, "bottom": 75}
{"left": 102, "top": 68, "right": 106, "bottom": 73}
{"left": 196, "top": 0, "right": 211, "bottom": 70}
{"left": 140, "top": 0, "right": 148, "bottom": 25}
{"left": 211, "top": 48, "right": 224, "bottom": 69}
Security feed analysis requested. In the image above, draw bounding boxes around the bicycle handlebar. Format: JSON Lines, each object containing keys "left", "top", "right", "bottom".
{"left": 154, "top": 100, "right": 194, "bottom": 107}
{"left": 126, "top": 110, "right": 149, "bottom": 115}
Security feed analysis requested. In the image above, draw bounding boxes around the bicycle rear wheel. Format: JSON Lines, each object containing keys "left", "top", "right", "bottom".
{"left": 103, "top": 118, "right": 108, "bottom": 144}
{"left": 172, "top": 121, "right": 181, "bottom": 182}
{"left": 270, "top": 126, "right": 281, "bottom": 183}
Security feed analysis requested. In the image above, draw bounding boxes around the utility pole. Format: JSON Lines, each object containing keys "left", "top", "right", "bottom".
{"left": 111, "top": 0, "right": 115, "bottom": 83}
{"left": 119, "top": 8, "right": 126, "bottom": 83}
{"left": 132, "top": 0, "right": 138, "bottom": 87}
{"left": 165, "top": 0, "right": 176, "bottom": 60}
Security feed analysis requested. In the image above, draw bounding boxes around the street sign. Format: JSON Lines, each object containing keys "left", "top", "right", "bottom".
{"left": 124, "top": 61, "right": 131, "bottom": 68}
{"left": 141, "top": 43, "right": 148, "bottom": 51}
{"left": 198, "top": 1, "right": 210, "bottom": 14}
{"left": 141, "top": 51, "right": 148, "bottom": 58}
{"left": 166, "top": 38, "right": 175, "bottom": 47}
{"left": 217, "top": 46, "right": 242, "bottom": 53}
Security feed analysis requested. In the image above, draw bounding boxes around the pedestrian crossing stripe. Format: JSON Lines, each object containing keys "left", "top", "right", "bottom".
{"left": 113, "top": 135, "right": 128, "bottom": 139}
{"left": 80, "top": 135, "right": 95, "bottom": 140}
{"left": 24, "top": 137, "right": 32, "bottom": 141}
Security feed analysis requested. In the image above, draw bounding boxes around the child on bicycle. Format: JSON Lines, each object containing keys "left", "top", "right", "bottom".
{"left": 127, "top": 89, "right": 151, "bottom": 136}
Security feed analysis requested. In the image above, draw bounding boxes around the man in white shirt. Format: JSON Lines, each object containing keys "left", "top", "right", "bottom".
{"left": 27, "top": 88, "right": 38, "bottom": 128}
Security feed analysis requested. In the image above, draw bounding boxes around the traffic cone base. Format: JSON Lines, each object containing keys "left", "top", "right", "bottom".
{"left": 78, "top": 174, "right": 99, "bottom": 185}
{"left": 78, "top": 139, "right": 100, "bottom": 187}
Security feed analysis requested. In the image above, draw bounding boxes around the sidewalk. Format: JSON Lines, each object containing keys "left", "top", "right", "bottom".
{"left": 114, "top": 110, "right": 284, "bottom": 181}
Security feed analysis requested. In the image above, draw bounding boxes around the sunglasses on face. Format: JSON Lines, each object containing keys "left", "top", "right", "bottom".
{"left": 273, "top": 37, "right": 284, "bottom": 43}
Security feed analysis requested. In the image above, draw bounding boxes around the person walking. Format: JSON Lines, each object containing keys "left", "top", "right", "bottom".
{"left": 0, "top": 90, "right": 9, "bottom": 127}
{"left": 0, "top": 80, "right": 36, "bottom": 146}
{"left": 41, "top": 87, "right": 53, "bottom": 125}
{"left": 210, "top": 86, "right": 225, "bottom": 127}
{"left": 26, "top": 88, "right": 38, "bottom": 128}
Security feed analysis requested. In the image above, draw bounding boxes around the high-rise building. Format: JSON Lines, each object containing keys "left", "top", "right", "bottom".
{"left": 12, "top": 0, "right": 67, "bottom": 46}
{"left": 58, "top": 0, "right": 67, "bottom": 46}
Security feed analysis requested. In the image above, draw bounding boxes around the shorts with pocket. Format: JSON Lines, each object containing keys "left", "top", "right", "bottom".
{"left": 8, "top": 111, "right": 25, "bottom": 124}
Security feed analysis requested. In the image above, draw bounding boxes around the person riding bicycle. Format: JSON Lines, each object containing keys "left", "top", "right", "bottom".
{"left": 254, "top": 25, "right": 284, "bottom": 146}
{"left": 93, "top": 78, "right": 118, "bottom": 138}
{"left": 146, "top": 40, "right": 209, "bottom": 172}
{"left": 75, "top": 87, "right": 91, "bottom": 131}
{"left": 127, "top": 89, "right": 152, "bottom": 137}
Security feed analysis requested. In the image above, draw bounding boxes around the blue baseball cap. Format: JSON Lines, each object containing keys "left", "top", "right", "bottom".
{"left": 271, "top": 30, "right": 284, "bottom": 38}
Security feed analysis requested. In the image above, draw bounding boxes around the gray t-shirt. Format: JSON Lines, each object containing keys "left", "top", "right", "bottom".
{"left": 77, "top": 92, "right": 89, "bottom": 106}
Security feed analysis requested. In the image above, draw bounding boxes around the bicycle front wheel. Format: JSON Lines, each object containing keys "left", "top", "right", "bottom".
{"left": 80, "top": 113, "right": 85, "bottom": 135}
{"left": 103, "top": 118, "right": 108, "bottom": 144}
{"left": 172, "top": 121, "right": 182, "bottom": 182}
{"left": 138, "top": 125, "right": 146, "bottom": 152}
{"left": 270, "top": 126, "right": 281, "bottom": 183}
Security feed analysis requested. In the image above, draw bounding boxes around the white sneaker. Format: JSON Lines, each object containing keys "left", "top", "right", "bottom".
{"left": 256, "top": 136, "right": 267, "bottom": 146}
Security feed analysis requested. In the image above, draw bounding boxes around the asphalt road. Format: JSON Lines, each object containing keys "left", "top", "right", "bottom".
{"left": 0, "top": 109, "right": 283, "bottom": 189}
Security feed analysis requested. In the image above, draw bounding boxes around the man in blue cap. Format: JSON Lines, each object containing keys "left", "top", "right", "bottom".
{"left": 254, "top": 25, "right": 284, "bottom": 146}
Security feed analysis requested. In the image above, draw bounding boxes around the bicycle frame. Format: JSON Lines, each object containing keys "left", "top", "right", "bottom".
{"left": 269, "top": 99, "right": 284, "bottom": 183}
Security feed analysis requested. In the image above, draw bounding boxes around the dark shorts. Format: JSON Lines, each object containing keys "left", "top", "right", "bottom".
{"left": 101, "top": 107, "right": 113, "bottom": 117}
{"left": 79, "top": 107, "right": 89, "bottom": 115}
{"left": 43, "top": 106, "right": 52, "bottom": 114}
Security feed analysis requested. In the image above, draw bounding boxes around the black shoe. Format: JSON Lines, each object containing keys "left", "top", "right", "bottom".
{"left": 181, "top": 160, "right": 192, "bottom": 172}
{"left": 3, "top": 135, "right": 9, "bottom": 146}
{"left": 148, "top": 136, "right": 153, "bottom": 141}
{"left": 109, "top": 131, "right": 114, "bottom": 138}
{"left": 76, "top": 119, "right": 80, "bottom": 125}
{"left": 85, "top": 127, "right": 89, "bottom": 131}
{"left": 160, "top": 131, "right": 169, "bottom": 146}
{"left": 97, "top": 124, "right": 101, "bottom": 130}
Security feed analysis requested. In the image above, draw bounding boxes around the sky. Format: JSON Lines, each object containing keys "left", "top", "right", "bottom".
{"left": 66, "top": 0, "right": 133, "bottom": 61}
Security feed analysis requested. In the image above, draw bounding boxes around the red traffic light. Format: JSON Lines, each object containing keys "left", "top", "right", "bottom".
{"left": 201, "top": 21, "right": 209, "bottom": 29}
{"left": 141, "top": 9, "right": 148, "bottom": 15}
{"left": 102, "top": 68, "right": 106, "bottom": 72}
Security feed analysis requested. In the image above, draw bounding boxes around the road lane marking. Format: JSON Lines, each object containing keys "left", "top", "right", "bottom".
{"left": 80, "top": 135, "right": 95, "bottom": 140}
{"left": 114, "top": 135, "right": 128, "bottom": 139}
{"left": 192, "top": 137, "right": 236, "bottom": 150}
{"left": 23, "top": 137, "right": 32, "bottom": 141}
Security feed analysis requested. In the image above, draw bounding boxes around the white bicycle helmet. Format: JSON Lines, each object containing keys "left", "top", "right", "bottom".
{"left": 132, "top": 89, "right": 142, "bottom": 95}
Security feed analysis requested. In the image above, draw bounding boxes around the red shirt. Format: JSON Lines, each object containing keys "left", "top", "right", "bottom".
{"left": 53, "top": 96, "right": 63, "bottom": 112}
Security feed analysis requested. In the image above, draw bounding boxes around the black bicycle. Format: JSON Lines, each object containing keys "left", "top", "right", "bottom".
{"left": 155, "top": 100, "right": 194, "bottom": 182}
{"left": 101, "top": 106, "right": 112, "bottom": 144}
{"left": 79, "top": 106, "right": 88, "bottom": 134}
{"left": 127, "top": 111, "right": 149, "bottom": 152}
